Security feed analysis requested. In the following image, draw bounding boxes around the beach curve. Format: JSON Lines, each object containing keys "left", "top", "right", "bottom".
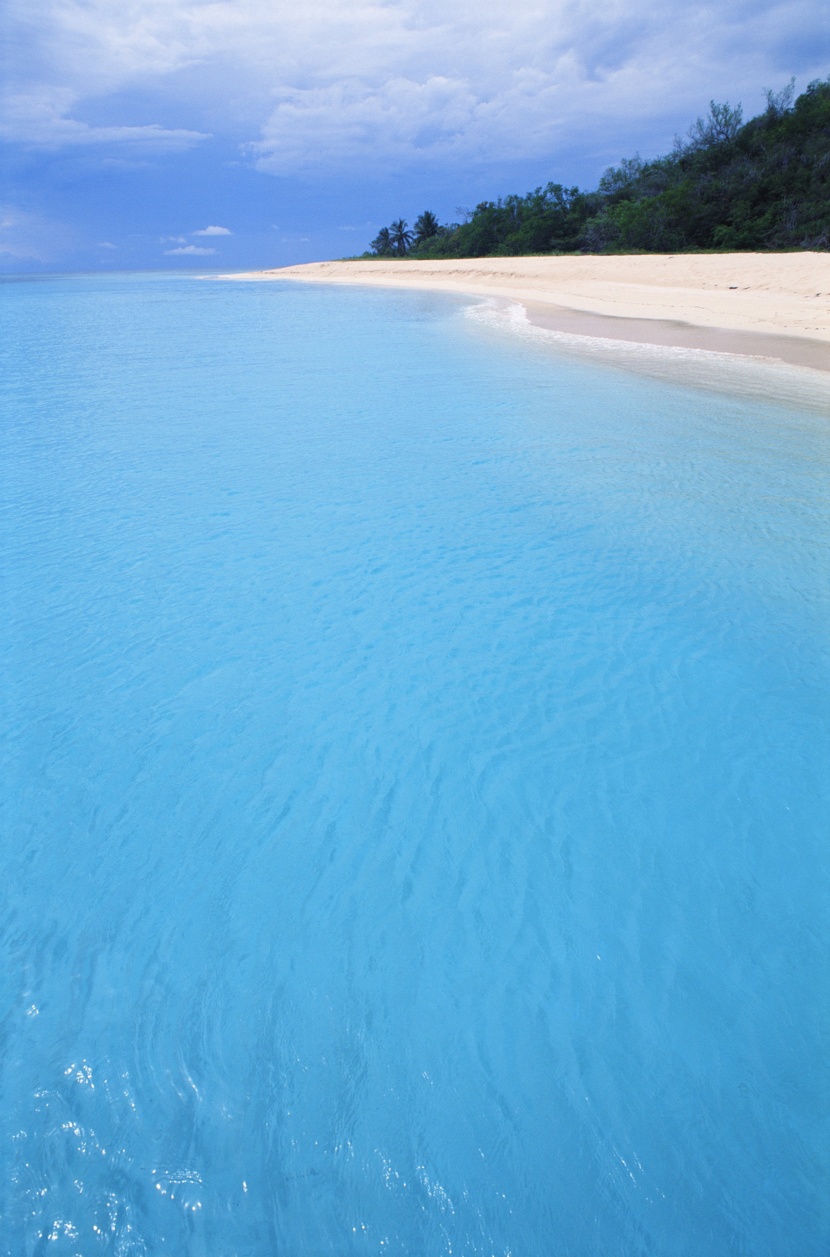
{"left": 225, "top": 254, "right": 830, "bottom": 374}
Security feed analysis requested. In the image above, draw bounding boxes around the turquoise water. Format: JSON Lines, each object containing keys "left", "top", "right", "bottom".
{"left": 1, "top": 273, "right": 828, "bottom": 1256}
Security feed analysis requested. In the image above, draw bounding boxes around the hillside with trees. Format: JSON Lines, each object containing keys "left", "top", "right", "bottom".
{"left": 367, "top": 78, "right": 830, "bottom": 258}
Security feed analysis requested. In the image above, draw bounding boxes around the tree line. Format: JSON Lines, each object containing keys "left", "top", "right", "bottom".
{"left": 366, "top": 78, "right": 830, "bottom": 258}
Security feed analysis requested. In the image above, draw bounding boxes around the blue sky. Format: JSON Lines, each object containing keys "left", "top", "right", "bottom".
{"left": 1, "top": 0, "right": 827, "bottom": 272}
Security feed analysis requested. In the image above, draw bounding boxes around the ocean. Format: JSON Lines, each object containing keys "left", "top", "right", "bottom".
{"left": 1, "top": 272, "right": 828, "bottom": 1255}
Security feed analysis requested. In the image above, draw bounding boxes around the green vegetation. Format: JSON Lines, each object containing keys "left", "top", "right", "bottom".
{"left": 367, "top": 78, "right": 830, "bottom": 258}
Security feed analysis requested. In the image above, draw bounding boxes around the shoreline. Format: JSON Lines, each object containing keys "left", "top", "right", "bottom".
{"left": 223, "top": 255, "right": 830, "bottom": 375}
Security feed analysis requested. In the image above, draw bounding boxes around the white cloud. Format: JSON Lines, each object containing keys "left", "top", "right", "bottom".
{"left": 0, "top": 204, "right": 74, "bottom": 260}
{"left": 164, "top": 244, "right": 216, "bottom": 254}
{"left": 1, "top": 0, "right": 826, "bottom": 172}
{"left": 193, "top": 225, "right": 231, "bottom": 235}
{"left": 98, "top": 241, "right": 116, "bottom": 248}
{"left": 0, "top": 87, "right": 208, "bottom": 150}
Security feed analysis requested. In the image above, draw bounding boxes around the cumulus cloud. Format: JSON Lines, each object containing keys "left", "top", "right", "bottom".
{"left": 164, "top": 244, "right": 216, "bottom": 254}
{"left": 1, "top": 0, "right": 826, "bottom": 172}
{"left": 193, "top": 225, "right": 231, "bottom": 235}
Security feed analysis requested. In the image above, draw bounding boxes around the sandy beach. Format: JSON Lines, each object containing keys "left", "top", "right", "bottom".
{"left": 229, "top": 254, "right": 830, "bottom": 373}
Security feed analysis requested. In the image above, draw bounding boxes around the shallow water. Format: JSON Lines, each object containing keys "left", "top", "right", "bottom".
{"left": 1, "top": 273, "right": 828, "bottom": 1256}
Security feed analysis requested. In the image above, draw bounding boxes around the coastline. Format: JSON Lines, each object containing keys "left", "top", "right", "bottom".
{"left": 224, "top": 254, "right": 830, "bottom": 374}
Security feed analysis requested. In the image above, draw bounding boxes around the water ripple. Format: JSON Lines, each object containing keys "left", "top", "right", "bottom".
{"left": 1, "top": 275, "right": 828, "bottom": 1256}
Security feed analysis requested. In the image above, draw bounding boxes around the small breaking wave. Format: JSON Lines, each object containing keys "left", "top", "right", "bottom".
{"left": 463, "top": 297, "right": 830, "bottom": 413}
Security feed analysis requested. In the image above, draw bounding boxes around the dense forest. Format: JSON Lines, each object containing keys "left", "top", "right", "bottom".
{"left": 367, "top": 78, "right": 830, "bottom": 257}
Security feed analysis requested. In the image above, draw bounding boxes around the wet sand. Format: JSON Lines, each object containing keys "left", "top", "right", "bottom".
{"left": 226, "top": 255, "right": 830, "bottom": 374}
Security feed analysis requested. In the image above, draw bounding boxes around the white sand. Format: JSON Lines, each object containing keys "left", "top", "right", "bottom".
{"left": 228, "top": 254, "right": 830, "bottom": 372}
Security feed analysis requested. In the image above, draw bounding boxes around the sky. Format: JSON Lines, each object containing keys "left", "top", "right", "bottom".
{"left": 1, "top": 0, "right": 827, "bottom": 273}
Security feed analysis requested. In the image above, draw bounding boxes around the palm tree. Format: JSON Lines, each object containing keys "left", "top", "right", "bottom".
{"left": 370, "top": 226, "right": 393, "bottom": 256}
{"left": 413, "top": 211, "right": 440, "bottom": 244}
{"left": 389, "top": 219, "right": 413, "bottom": 255}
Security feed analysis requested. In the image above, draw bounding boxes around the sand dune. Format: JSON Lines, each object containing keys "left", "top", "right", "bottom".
{"left": 228, "top": 254, "right": 830, "bottom": 372}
